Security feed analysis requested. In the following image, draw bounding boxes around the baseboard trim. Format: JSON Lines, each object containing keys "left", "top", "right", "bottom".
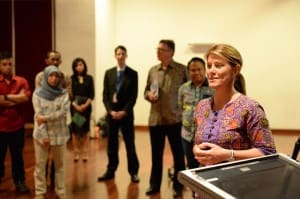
{"left": 134, "top": 125, "right": 149, "bottom": 132}
{"left": 272, "top": 129, "right": 300, "bottom": 135}
{"left": 134, "top": 126, "right": 300, "bottom": 135}
{"left": 24, "top": 123, "right": 300, "bottom": 135}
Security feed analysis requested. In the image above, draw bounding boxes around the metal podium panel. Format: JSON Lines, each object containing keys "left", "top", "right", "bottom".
{"left": 178, "top": 154, "right": 300, "bottom": 199}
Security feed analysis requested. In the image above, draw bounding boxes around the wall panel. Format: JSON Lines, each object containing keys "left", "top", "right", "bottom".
{"left": 0, "top": 0, "right": 12, "bottom": 53}
{"left": 14, "top": 0, "right": 53, "bottom": 123}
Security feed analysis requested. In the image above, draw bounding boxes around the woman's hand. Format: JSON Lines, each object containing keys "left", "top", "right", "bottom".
{"left": 36, "top": 115, "right": 46, "bottom": 125}
{"left": 73, "top": 102, "right": 84, "bottom": 112}
{"left": 80, "top": 104, "right": 89, "bottom": 112}
{"left": 42, "top": 138, "right": 50, "bottom": 147}
{"left": 193, "top": 142, "right": 230, "bottom": 166}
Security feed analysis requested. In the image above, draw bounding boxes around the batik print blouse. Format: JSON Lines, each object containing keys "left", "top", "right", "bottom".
{"left": 194, "top": 94, "right": 276, "bottom": 155}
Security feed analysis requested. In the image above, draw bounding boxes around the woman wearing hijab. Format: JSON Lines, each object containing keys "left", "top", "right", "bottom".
{"left": 32, "top": 65, "right": 70, "bottom": 199}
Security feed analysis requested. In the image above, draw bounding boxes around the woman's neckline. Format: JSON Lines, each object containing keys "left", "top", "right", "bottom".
{"left": 211, "top": 92, "right": 241, "bottom": 112}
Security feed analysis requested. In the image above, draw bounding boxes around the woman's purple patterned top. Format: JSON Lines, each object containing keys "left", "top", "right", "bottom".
{"left": 194, "top": 94, "right": 276, "bottom": 155}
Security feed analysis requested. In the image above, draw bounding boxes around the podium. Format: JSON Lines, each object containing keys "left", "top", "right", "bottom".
{"left": 178, "top": 154, "right": 300, "bottom": 199}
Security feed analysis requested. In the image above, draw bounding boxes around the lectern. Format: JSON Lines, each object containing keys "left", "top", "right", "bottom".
{"left": 178, "top": 154, "right": 300, "bottom": 199}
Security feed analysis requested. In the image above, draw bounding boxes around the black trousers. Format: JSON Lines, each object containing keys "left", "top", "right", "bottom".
{"left": 106, "top": 115, "right": 139, "bottom": 175}
{"left": 149, "top": 123, "right": 185, "bottom": 191}
{"left": 182, "top": 138, "right": 200, "bottom": 169}
{"left": 0, "top": 128, "right": 26, "bottom": 184}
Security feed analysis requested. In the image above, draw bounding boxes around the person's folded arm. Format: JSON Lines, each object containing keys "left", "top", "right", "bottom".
{"left": 6, "top": 92, "right": 29, "bottom": 104}
{"left": 0, "top": 95, "right": 16, "bottom": 106}
{"left": 44, "top": 93, "right": 70, "bottom": 121}
{"left": 6, "top": 79, "right": 31, "bottom": 104}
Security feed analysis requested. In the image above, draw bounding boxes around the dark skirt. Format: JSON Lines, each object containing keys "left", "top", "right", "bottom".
{"left": 71, "top": 105, "right": 91, "bottom": 138}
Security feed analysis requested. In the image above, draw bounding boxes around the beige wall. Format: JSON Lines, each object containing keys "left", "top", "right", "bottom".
{"left": 55, "top": 0, "right": 95, "bottom": 119}
{"left": 56, "top": 0, "right": 95, "bottom": 75}
{"left": 57, "top": 0, "right": 300, "bottom": 129}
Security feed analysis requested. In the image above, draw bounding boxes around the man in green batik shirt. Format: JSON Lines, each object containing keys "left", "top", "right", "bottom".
{"left": 178, "top": 57, "right": 214, "bottom": 169}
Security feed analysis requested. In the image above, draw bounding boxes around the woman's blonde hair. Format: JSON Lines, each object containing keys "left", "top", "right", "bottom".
{"left": 206, "top": 44, "right": 246, "bottom": 94}
{"left": 205, "top": 44, "right": 243, "bottom": 68}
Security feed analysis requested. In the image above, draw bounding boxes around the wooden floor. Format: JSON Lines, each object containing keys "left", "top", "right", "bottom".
{"left": 0, "top": 129, "right": 299, "bottom": 199}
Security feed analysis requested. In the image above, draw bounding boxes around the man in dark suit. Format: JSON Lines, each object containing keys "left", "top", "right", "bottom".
{"left": 97, "top": 45, "right": 140, "bottom": 183}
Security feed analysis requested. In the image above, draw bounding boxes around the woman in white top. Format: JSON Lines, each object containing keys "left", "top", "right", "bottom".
{"left": 32, "top": 65, "right": 70, "bottom": 199}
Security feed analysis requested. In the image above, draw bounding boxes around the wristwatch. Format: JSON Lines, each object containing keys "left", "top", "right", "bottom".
{"left": 228, "top": 149, "right": 235, "bottom": 161}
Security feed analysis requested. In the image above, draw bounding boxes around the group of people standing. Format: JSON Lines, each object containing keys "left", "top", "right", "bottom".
{"left": 32, "top": 52, "right": 95, "bottom": 199}
{"left": 0, "top": 39, "right": 276, "bottom": 199}
{"left": 98, "top": 39, "right": 276, "bottom": 199}
{"left": 0, "top": 51, "right": 94, "bottom": 199}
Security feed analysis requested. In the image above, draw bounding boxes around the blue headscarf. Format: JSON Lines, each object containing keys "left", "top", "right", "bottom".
{"left": 35, "top": 65, "right": 65, "bottom": 100}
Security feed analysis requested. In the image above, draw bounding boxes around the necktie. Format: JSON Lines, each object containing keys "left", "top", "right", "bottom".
{"left": 116, "top": 70, "right": 124, "bottom": 92}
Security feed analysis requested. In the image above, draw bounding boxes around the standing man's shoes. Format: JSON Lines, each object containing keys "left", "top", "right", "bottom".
{"left": 145, "top": 187, "right": 159, "bottom": 195}
{"left": 15, "top": 181, "right": 30, "bottom": 193}
{"left": 97, "top": 171, "right": 115, "bottom": 181}
{"left": 82, "top": 152, "right": 89, "bottom": 162}
{"left": 131, "top": 174, "right": 140, "bottom": 183}
{"left": 73, "top": 153, "right": 80, "bottom": 162}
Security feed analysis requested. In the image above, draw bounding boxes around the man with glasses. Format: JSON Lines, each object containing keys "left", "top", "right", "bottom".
{"left": 144, "top": 39, "right": 188, "bottom": 197}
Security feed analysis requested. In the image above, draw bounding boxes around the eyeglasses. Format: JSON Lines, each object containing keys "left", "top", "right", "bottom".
{"left": 156, "top": 48, "right": 171, "bottom": 52}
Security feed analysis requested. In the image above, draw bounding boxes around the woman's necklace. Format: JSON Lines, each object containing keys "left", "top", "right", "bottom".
{"left": 78, "top": 76, "right": 84, "bottom": 84}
